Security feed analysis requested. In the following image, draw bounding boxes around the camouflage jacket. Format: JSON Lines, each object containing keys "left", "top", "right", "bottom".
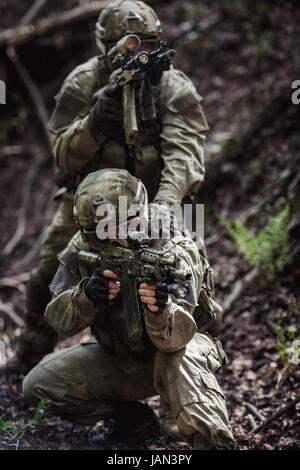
{"left": 45, "top": 231, "right": 203, "bottom": 359}
{"left": 48, "top": 55, "right": 209, "bottom": 204}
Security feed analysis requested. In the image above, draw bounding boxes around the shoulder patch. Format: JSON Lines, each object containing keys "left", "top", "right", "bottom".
{"left": 48, "top": 56, "right": 110, "bottom": 134}
{"left": 158, "top": 68, "right": 209, "bottom": 131}
{"left": 61, "top": 56, "right": 100, "bottom": 88}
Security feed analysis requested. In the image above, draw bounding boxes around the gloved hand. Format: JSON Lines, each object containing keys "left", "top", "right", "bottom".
{"left": 138, "top": 281, "right": 169, "bottom": 315}
{"left": 88, "top": 85, "right": 123, "bottom": 143}
{"left": 83, "top": 268, "right": 120, "bottom": 307}
{"left": 148, "top": 201, "right": 183, "bottom": 239}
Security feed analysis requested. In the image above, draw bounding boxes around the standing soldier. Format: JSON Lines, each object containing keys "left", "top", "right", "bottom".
{"left": 1, "top": 0, "right": 208, "bottom": 375}
{"left": 23, "top": 169, "right": 236, "bottom": 450}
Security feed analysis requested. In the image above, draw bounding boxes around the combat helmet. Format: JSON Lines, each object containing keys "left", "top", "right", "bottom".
{"left": 95, "top": 0, "right": 162, "bottom": 51}
{"left": 74, "top": 169, "right": 148, "bottom": 244}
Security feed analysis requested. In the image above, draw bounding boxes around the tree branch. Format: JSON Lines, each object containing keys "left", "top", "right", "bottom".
{"left": 251, "top": 395, "right": 300, "bottom": 434}
{"left": 0, "top": 1, "right": 116, "bottom": 47}
{"left": 2, "top": 152, "right": 50, "bottom": 256}
{"left": 0, "top": 300, "right": 24, "bottom": 327}
{"left": 19, "top": 0, "right": 49, "bottom": 26}
{"left": 0, "top": 1, "right": 164, "bottom": 48}
{"left": 6, "top": 46, "right": 52, "bottom": 150}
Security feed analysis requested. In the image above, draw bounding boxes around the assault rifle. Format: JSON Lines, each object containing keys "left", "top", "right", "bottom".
{"left": 78, "top": 243, "right": 193, "bottom": 341}
{"left": 107, "top": 34, "right": 176, "bottom": 145}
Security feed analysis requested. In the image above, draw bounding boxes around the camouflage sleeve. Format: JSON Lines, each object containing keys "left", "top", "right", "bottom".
{"left": 44, "top": 241, "right": 99, "bottom": 336}
{"left": 143, "top": 297, "right": 197, "bottom": 353}
{"left": 47, "top": 58, "right": 105, "bottom": 174}
{"left": 143, "top": 237, "right": 203, "bottom": 352}
{"left": 45, "top": 276, "right": 99, "bottom": 337}
{"left": 154, "top": 69, "right": 209, "bottom": 205}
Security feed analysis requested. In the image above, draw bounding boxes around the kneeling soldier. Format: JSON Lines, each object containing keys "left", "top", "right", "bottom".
{"left": 23, "top": 169, "right": 236, "bottom": 450}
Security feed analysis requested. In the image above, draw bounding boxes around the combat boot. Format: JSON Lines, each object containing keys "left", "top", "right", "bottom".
{"left": 89, "top": 401, "right": 160, "bottom": 447}
{"left": 158, "top": 398, "right": 181, "bottom": 440}
{"left": 193, "top": 432, "right": 237, "bottom": 450}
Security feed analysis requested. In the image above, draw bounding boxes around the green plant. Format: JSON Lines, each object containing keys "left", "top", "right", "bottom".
{"left": 219, "top": 204, "right": 291, "bottom": 279}
{"left": 0, "top": 399, "right": 49, "bottom": 441}
{"left": 274, "top": 324, "right": 300, "bottom": 373}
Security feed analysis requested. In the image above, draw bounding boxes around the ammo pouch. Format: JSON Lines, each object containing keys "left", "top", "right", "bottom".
{"left": 193, "top": 259, "right": 223, "bottom": 338}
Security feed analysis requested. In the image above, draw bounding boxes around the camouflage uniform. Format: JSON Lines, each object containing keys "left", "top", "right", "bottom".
{"left": 14, "top": 5, "right": 208, "bottom": 370}
{"left": 23, "top": 211, "right": 235, "bottom": 449}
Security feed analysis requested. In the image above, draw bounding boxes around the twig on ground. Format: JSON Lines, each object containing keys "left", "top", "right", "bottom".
{"left": 15, "top": 226, "right": 48, "bottom": 270}
{"left": 251, "top": 394, "right": 300, "bottom": 434}
{"left": 0, "top": 273, "right": 30, "bottom": 287}
{"left": 0, "top": 300, "right": 24, "bottom": 327}
{"left": 245, "top": 402, "right": 265, "bottom": 422}
{"left": 2, "top": 153, "right": 50, "bottom": 256}
{"left": 248, "top": 414, "right": 257, "bottom": 431}
{"left": 0, "top": 273, "right": 30, "bottom": 294}
{"left": 275, "top": 365, "right": 289, "bottom": 390}
{"left": 234, "top": 396, "right": 265, "bottom": 422}
{"left": 223, "top": 266, "right": 259, "bottom": 312}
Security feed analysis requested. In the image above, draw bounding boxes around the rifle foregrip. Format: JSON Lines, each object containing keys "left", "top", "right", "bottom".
{"left": 120, "top": 275, "right": 143, "bottom": 339}
{"left": 123, "top": 83, "right": 138, "bottom": 145}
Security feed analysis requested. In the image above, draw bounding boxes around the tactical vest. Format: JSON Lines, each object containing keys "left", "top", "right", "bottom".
{"left": 165, "top": 234, "right": 223, "bottom": 338}
{"left": 51, "top": 55, "right": 163, "bottom": 202}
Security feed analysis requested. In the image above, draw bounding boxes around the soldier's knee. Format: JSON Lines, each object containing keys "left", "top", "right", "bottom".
{"left": 22, "top": 365, "right": 50, "bottom": 404}
{"left": 23, "top": 368, "right": 39, "bottom": 403}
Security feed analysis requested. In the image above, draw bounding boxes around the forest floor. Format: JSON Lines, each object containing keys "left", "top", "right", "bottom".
{"left": 0, "top": 0, "right": 299, "bottom": 452}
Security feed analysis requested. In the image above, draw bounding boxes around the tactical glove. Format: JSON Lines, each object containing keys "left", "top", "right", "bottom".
{"left": 149, "top": 202, "right": 183, "bottom": 239}
{"left": 140, "top": 281, "right": 169, "bottom": 316}
{"left": 88, "top": 85, "right": 123, "bottom": 143}
{"left": 155, "top": 282, "right": 170, "bottom": 313}
{"left": 83, "top": 268, "right": 111, "bottom": 306}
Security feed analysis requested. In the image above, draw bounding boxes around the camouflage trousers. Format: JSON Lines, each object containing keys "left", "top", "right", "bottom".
{"left": 17, "top": 193, "right": 78, "bottom": 368}
{"left": 23, "top": 333, "right": 236, "bottom": 449}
